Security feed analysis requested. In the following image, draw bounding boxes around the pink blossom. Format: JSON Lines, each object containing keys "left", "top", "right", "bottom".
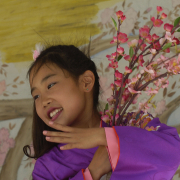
{"left": 137, "top": 55, "right": 145, "bottom": 68}
{"left": 151, "top": 17, "right": 163, "bottom": 27}
{"left": 121, "top": 15, "right": 126, "bottom": 21}
{"left": 161, "top": 13, "right": 167, "bottom": 19}
{"left": 138, "top": 39, "right": 146, "bottom": 51}
{"left": 118, "top": 32, "right": 128, "bottom": 43}
{"left": 164, "top": 23, "right": 174, "bottom": 32}
{"left": 110, "top": 33, "right": 128, "bottom": 44}
{"left": 153, "top": 42, "right": 161, "bottom": 50}
{"left": 107, "top": 96, "right": 115, "bottom": 105}
{"left": 109, "top": 61, "right": 118, "bottom": 69}
{"left": 145, "top": 35, "right": 152, "bottom": 44}
{"left": 117, "top": 47, "right": 124, "bottom": 55}
{"left": 139, "top": 27, "right": 149, "bottom": 38}
{"left": 115, "top": 80, "right": 121, "bottom": 87}
{"left": 157, "top": 6, "right": 163, "bottom": 13}
{"left": 127, "top": 39, "right": 138, "bottom": 47}
{"left": 0, "top": 80, "right": 6, "bottom": 96}
{"left": 125, "top": 66, "right": 132, "bottom": 74}
{"left": 116, "top": 10, "right": 123, "bottom": 19}
{"left": 101, "top": 115, "right": 110, "bottom": 123}
{"left": 165, "top": 31, "right": 175, "bottom": 42}
{"left": 145, "top": 88, "right": 158, "bottom": 95}
{"left": 144, "top": 67, "right": 155, "bottom": 75}
{"left": 149, "top": 48, "right": 156, "bottom": 55}
{"left": 159, "top": 38, "right": 166, "bottom": 45}
{"left": 110, "top": 83, "right": 114, "bottom": 90}
{"left": 152, "top": 34, "right": 159, "bottom": 41}
{"left": 128, "top": 87, "right": 141, "bottom": 94}
{"left": 115, "top": 70, "right": 123, "bottom": 80}
{"left": 172, "top": 37, "right": 180, "bottom": 45}
{"left": 124, "top": 55, "right": 131, "bottom": 61}
{"left": 106, "top": 52, "right": 118, "bottom": 61}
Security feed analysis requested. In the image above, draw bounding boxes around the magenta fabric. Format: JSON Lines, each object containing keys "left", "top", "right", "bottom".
{"left": 104, "top": 127, "right": 119, "bottom": 171}
{"left": 32, "top": 118, "right": 180, "bottom": 180}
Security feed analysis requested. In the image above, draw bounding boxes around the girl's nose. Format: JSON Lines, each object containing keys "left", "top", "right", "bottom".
{"left": 42, "top": 97, "right": 52, "bottom": 107}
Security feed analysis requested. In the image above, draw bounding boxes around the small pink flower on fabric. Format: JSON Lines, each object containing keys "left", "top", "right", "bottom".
{"left": 149, "top": 48, "right": 157, "bottom": 55}
{"left": 32, "top": 43, "right": 45, "bottom": 61}
{"left": 152, "top": 34, "right": 159, "bottom": 42}
{"left": 120, "top": 15, "right": 126, "bottom": 22}
{"left": 0, "top": 80, "right": 6, "bottom": 96}
{"left": 101, "top": 114, "right": 110, "bottom": 123}
{"left": 165, "top": 32, "right": 175, "bottom": 42}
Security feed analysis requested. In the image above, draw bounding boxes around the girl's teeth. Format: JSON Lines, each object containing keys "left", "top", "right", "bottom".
{"left": 50, "top": 108, "right": 62, "bottom": 118}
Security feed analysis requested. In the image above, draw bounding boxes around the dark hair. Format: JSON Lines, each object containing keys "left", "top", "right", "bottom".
{"left": 23, "top": 45, "right": 101, "bottom": 159}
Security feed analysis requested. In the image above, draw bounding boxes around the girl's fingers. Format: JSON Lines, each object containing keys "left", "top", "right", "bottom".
{"left": 46, "top": 136, "right": 73, "bottom": 144}
{"left": 43, "top": 131, "right": 72, "bottom": 138}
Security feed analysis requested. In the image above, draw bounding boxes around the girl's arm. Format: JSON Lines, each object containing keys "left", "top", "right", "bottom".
{"left": 102, "top": 118, "right": 180, "bottom": 179}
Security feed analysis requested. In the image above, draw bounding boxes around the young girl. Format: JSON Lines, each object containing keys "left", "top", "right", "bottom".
{"left": 24, "top": 45, "right": 180, "bottom": 180}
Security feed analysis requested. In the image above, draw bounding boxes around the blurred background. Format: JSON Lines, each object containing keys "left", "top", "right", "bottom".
{"left": 0, "top": 0, "right": 180, "bottom": 179}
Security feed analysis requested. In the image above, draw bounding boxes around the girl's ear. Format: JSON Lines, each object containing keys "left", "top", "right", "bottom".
{"left": 79, "top": 70, "right": 95, "bottom": 92}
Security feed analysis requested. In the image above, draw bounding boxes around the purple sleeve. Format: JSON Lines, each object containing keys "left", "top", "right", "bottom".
{"left": 110, "top": 118, "right": 180, "bottom": 180}
{"left": 32, "top": 160, "right": 86, "bottom": 180}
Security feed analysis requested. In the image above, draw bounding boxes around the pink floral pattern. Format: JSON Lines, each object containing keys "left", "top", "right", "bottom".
{"left": 0, "top": 80, "right": 6, "bottom": 96}
{"left": 0, "top": 128, "right": 15, "bottom": 166}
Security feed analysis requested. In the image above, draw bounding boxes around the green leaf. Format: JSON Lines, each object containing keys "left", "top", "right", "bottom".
{"left": 118, "top": 55, "right": 123, "bottom": 61}
{"left": 129, "top": 47, "right": 134, "bottom": 58}
{"left": 177, "top": 28, "right": 180, "bottom": 32}
{"left": 174, "top": 17, "right": 180, "bottom": 27}
{"left": 111, "top": 17, "right": 117, "bottom": 30}
{"left": 132, "top": 66, "right": 138, "bottom": 72}
{"left": 162, "top": 42, "right": 172, "bottom": 51}
{"left": 105, "top": 103, "right": 109, "bottom": 111}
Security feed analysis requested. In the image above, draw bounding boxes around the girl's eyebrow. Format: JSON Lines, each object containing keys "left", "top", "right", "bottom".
{"left": 31, "top": 74, "right": 56, "bottom": 95}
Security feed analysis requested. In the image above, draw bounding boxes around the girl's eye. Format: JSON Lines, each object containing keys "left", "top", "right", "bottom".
{"left": 48, "top": 83, "right": 56, "bottom": 89}
{"left": 34, "top": 95, "right": 39, "bottom": 100}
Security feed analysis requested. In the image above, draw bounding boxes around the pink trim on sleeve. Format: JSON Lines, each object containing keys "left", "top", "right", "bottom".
{"left": 82, "top": 167, "right": 93, "bottom": 180}
{"left": 104, "top": 127, "right": 120, "bottom": 171}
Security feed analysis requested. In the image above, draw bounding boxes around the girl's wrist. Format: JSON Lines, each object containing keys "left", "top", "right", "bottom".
{"left": 98, "top": 128, "right": 107, "bottom": 146}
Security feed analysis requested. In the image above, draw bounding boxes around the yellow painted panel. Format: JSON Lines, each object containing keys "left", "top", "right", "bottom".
{"left": 0, "top": 0, "right": 114, "bottom": 63}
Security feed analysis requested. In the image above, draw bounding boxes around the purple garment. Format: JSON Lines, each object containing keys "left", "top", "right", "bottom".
{"left": 32, "top": 118, "right": 180, "bottom": 180}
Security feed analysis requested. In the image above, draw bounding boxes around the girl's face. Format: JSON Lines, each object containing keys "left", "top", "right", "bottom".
{"left": 29, "top": 63, "right": 87, "bottom": 127}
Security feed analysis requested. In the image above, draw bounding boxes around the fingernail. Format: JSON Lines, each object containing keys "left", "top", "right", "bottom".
{"left": 60, "top": 146, "right": 64, "bottom": 150}
{"left": 49, "top": 121, "right": 53, "bottom": 125}
{"left": 43, "top": 131, "right": 47, "bottom": 135}
{"left": 46, "top": 137, "right": 50, "bottom": 140}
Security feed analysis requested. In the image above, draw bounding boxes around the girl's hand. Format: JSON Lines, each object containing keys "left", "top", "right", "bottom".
{"left": 43, "top": 121, "right": 107, "bottom": 150}
{"left": 88, "top": 146, "right": 112, "bottom": 180}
